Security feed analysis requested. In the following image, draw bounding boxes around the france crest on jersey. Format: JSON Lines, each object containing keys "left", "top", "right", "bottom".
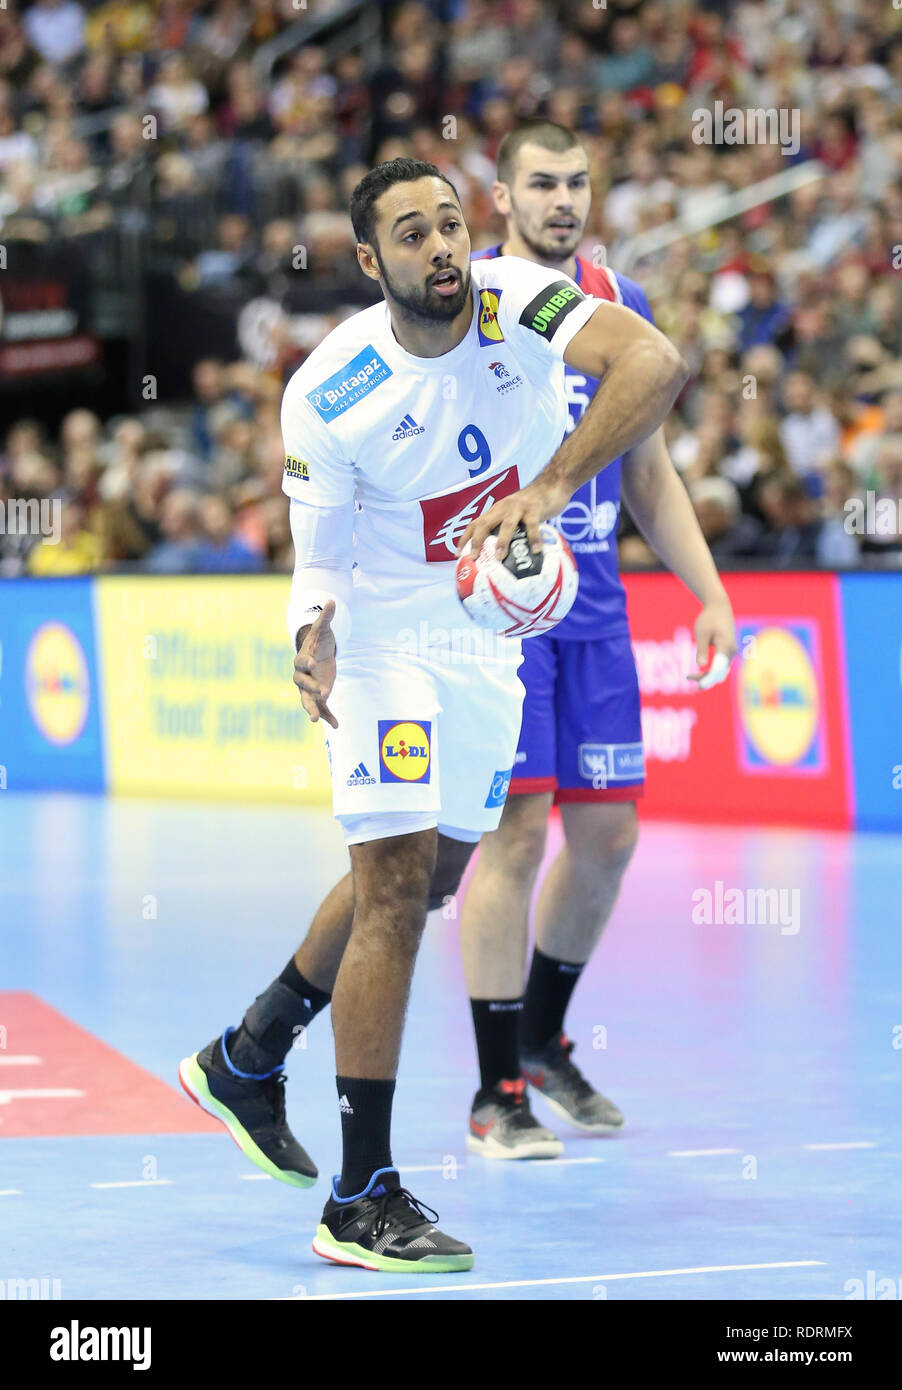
{"left": 471, "top": 246, "right": 655, "bottom": 639}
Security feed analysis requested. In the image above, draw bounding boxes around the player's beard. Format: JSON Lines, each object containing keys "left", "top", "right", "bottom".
{"left": 379, "top": 259, "right": 472, "bottom": 324}
{"left": 510, "top": 204, "right": 584, "bottom": 266}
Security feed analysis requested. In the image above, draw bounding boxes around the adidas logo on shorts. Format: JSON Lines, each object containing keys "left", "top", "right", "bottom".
{"left": 392, "top": 413, "right": 425, "bottom": 440}
{"left": 346, "top": 762, "right": 376, "bottom": 787}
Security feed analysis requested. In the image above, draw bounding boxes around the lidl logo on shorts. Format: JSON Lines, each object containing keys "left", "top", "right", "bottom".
{"left": 484, "top": 767, "right": 512, "bottom": 808}
{"left": 578, "top": 743, "right": 645, "bottom": 787}
{"left": 477, "top": 289, "right": 504, "bottom": 346}
{"left": 284, "top": 455, "right": 309, "bottom": 481}
{"left": 737, "top": 623, "right": 823, "bottom": 771}
{"left": 306, "top": 346, "right": 392, "bottom": 422}
{"left": 378, "top": 720, "right": 432, "bottom": 783}
{"left": 25, "top": 621, "right": 90, "bottom": 745}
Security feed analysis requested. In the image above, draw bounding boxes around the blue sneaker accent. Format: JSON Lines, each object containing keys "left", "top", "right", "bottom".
{"left": 218, "top": 1026, "right": 281, "bottom": 1082}
{"left": 330, "top": 1166, "right": 398, "bottom": 1204}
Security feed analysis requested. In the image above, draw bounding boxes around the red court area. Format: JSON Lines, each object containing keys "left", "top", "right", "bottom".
{"left": 0, "top": 992, "right": 217, "bottom": 1138}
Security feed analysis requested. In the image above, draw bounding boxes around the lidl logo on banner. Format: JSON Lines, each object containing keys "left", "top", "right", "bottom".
{"left": 737, "top": 622, "right": 823, "bottom": 771}
{"left": 25, "top": 621, "right": 90, "bottom": 746}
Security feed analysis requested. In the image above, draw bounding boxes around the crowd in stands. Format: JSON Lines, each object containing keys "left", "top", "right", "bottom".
{"left": 2, "top": 0, "right": 902, "bottom": 575}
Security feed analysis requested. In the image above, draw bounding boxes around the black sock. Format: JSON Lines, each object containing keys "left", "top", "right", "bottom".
{"left": 226, "top": 958, "right": 331, "bottom": 1075}
{"left": 335, "top": 1076, "right": 396, "bottom": 1198}
{"left": 521, "top": 946, "right": 585, "bottom": 1052}
{"left": 470, "top": 998, "right": 523, "bottom": 1093}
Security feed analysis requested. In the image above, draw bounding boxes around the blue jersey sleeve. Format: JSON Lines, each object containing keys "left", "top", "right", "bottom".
{"left": 615, "top": 273, "right": 655, "bottom": 327}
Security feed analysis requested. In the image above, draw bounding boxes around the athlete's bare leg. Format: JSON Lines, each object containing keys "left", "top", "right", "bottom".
{"left": 532, "top": 800, "right": 639, "bottom": 965}
{"left": 332, "top": 830, "right": 437, "bottom": 1077}
{"left": 459, "top": 792, "right": 553, "bottom": 999}
{"left": 294, "top": 875, "right": 355, "bottom": 994}
{"left": 296, "top": 832, "right": 477, "bottom": 998}
{"left": 460, "top": 793, "right": 638, "bottom": 1121}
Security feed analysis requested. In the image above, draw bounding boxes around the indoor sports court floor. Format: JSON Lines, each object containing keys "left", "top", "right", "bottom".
{"left": 1, "top": 792, "right": 899, "bottom": 1302}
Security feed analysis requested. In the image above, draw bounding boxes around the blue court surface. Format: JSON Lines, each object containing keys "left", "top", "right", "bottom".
{"left": 1, "top": 792, "right": 899, "bottom": 1302}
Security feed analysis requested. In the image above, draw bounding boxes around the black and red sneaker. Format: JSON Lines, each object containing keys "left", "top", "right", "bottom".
{"left": 522, "top": 1033, "right": 625, "bottom": 1133}
{"left": 466, "top": 1076, "right": 563, "bottom": 1159}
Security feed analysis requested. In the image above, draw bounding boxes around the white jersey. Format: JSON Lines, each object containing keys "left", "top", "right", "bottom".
{"left": 281, "top": 255, "right": 599, "bottom": 653}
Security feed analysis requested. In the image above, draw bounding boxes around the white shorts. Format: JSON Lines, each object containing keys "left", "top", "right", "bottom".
{"left": 322, "top": 647, "right": 525, "bottom": 846}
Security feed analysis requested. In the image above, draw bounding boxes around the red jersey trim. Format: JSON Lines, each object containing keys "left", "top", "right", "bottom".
{"left": 555, "top": 784, "right": 645, "bottom": 804}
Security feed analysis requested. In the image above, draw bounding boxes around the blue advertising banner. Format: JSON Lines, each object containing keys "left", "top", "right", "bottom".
{"left": 0, "top": 579, "right": 105, "bottom": 792}
{"left": 840, "top": 573, "right": 902, "bottom": 831}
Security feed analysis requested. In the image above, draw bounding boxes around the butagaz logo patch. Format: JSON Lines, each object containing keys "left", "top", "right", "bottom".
{"left": 284, "top": 455, "right": 309, "bottom": 481}
{"left": 519, "top": 280, "right": 586, "bottom": 338}
{"left": 306, "top": 347, "right": 392, "bottom": 421}
{"left": 392, "top": 413, "right": 425, "bottom": 440}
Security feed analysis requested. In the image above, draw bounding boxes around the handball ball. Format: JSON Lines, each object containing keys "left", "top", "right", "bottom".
{"left": 456, "top": 521, "right": 579, "bottom": 638}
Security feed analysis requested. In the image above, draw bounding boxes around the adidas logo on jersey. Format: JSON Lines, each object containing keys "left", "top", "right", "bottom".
{"left": 392, "top": 413, "right": 425, "bottom": 440}
{"left": 346, "top": 762, "right": 376, "bottom": 787}
{"left": 338, "top": 1094, "right": 354, "bottom": 1114}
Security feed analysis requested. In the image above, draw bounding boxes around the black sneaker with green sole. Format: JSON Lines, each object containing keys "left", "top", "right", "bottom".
{"left": 313, "top": 1168, "right": 474, "bottom": 1272}
{"left": 178, "top": 1029, "right": 317, "bottom": 1187}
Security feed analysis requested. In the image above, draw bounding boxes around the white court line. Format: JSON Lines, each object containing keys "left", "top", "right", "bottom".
{"left": 532, "top": 1156, "right": 604, "bottom": 1167}
{"left": 237, "top": 1158, "right": 607, "bottom": 1182}
{"left": 0, "top": 1088, "right": 83, "bottom": 1104}
{"left": 667, "top": 1148, "right": 741, "bottom": 1157}
{"left": 283, "top": 1259, "right": 825, "bottom": 1300}
{"left": 401, "top": 1158, "right": 606, "bottom": 1174}
{"left": 0, "top": 1056, "right": 41, "bottom": 1065}
{"left": 0, "top": 1189, "right": 23, "bottom": 1196}
{"left": 803, "top": 1142, "right": 876, "bottom": 1151}
{"left": 90, "top": 1180, "right": 173, "bottom": 1189}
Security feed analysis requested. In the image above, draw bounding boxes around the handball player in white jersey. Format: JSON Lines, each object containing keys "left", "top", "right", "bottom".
{"left": 179, "top": 158, "right": 687, "bottom": 1272}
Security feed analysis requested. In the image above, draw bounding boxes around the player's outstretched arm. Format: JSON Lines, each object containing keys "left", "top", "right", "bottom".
{"left": 459, "top": 302, "right": 688, "bottom": 559}
{"left": 294, "top": 600, "right": 339, "bottom": 728}
{"left": 621, "top": 426, "right": 737, "bottom": 689}
{"left": 285, "top": 496, "right": 353, "bottom": 728}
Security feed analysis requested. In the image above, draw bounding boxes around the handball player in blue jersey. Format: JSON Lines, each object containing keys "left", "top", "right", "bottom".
{"left": 460, "top": 122, "right": 739, "bottom": 1157}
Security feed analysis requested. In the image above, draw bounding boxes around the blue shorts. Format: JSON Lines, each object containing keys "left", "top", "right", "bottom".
{"left": 511, "top": 630, "right": 645, "bottom": 803}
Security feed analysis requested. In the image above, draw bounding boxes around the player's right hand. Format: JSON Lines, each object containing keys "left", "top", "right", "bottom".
{"left": 293, "top": 600, "right": 338, "bottom": 728}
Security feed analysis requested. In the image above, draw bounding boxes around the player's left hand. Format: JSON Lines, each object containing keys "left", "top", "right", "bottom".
{"left": 688, "top": 596, "right": 737, "bottom": 690}
{"left": 456, "top": 481, "right": 568, "bottom": 560}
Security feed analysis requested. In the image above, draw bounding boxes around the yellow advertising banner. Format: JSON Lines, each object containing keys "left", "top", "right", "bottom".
{"left": 95, "top": 577, "right": 331, "bottom": 801}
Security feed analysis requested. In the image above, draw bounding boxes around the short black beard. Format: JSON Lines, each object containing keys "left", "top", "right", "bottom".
{"left": 511, "top": 207, "right": 581, "bottom": 266}
{"left": 379, "top": 258, "right": 472, "bottom": 324}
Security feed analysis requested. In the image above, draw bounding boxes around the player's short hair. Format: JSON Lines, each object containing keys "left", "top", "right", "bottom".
{"left": 350, "top": 158, "right": 461, "bottom": 247}
{"left": 496, "top": 121, "right": 583, "bottom": 186}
